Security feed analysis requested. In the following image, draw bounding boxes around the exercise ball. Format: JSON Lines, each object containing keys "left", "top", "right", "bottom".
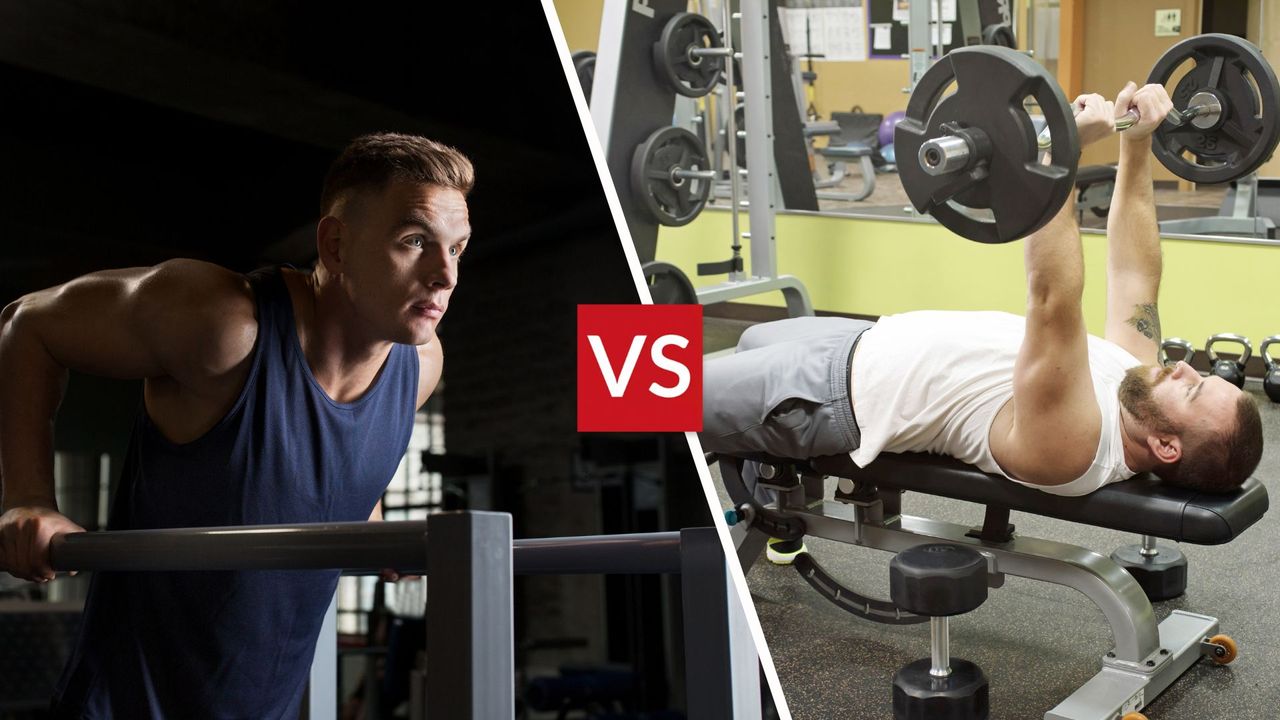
{"left": 878, "top": 111, "right": 906, "bottom": 147}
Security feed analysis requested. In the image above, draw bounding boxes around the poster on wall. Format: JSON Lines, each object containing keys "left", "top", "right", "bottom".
{"left": 779, "top": 1, "right": 868, "bottom": 62}
{"left": 866, "top": 0, "right": 962, "bottom": 58}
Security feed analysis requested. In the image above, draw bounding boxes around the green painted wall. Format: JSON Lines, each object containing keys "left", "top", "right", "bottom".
{"left": 657, "top": 209, "right": 1280, "bottom": 349}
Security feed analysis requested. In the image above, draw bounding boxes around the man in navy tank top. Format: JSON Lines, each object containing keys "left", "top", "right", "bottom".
{"left": 0, "top": 133, "right": 470, "bottom": 718}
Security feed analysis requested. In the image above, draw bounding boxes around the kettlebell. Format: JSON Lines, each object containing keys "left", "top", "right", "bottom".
{"left": 1204, "top": 333, "right": 1251, "bottom": 389}
{"left": 1159, "top": 337, "right": 1195, "bottom": 367}
{"left": 1261, "top": 336, "right": 1280, "bottom": 403}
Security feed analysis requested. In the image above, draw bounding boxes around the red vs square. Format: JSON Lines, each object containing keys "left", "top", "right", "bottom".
{"left": 577, "top": 304, "right": 702, "bottom": 432}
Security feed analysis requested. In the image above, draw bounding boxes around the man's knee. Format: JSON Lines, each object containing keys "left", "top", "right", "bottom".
{"left": 735, "top": 322, "right": 779, "bottom": 353}
{"left": 736, "top": 317, "right": 873, "bottom": 353}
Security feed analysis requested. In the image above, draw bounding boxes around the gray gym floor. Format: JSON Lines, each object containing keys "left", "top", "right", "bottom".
{"left": 706, "top": 318, "right": 1280, "bottom": 719}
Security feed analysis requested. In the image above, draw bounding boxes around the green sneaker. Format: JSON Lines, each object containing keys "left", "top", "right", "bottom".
{"left": 766, "top": 537, "right": 806, "bottom": 565}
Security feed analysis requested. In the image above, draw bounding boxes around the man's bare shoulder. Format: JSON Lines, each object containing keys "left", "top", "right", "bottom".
{"left": 143, "top": 259, "right": 252, "bottom": 303}
{"left": 141, "top": 259, "right": 258, "bottom": 381}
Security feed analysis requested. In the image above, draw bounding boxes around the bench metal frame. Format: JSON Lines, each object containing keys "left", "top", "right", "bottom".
{"left": 721, "top": 459, "right": 1226, "bottom": 720}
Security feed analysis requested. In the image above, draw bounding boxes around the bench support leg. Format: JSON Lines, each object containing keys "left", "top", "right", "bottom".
{"left": 1045, "top": 610, "right": 1218, "bottom": 720}
{"left": 716, "top": 457, "right": 1230, "bottom": 720}
{"left": 800, "top": 504, "right": 1163, "bottom": 664}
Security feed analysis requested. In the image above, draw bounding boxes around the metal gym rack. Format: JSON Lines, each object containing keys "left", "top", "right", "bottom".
{"left": 50, "top": 512, "right": 761, "bottom": 720}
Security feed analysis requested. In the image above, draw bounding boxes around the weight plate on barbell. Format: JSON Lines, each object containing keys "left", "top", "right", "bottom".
{"left": 1148, "top": 33, "right": 1280, "bottom": 185}
{"left": 981, "top": 24, "right": 1016, "bottom": 49}
{"left": 653, "top": 12, "right": 724, "bottom": 98}
{"left": 896, "top": 45, "right": 1078, "bottom": 244}
{"left": 571, "top": 50, "right": 596, "bottom": 103}
{"left": 642, "top": 261, "right": 698, "bottom": 305}
{"left": 631, "top": 126, "right": 713, "bottom": 227}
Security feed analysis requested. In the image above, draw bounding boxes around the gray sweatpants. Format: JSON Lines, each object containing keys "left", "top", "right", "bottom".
{"left": 702, "top": 316, "right": 873, "bottom": 460}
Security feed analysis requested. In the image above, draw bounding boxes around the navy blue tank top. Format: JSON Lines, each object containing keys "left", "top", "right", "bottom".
{"left": 53, "top": 267, "right": 419, "bottom": 719}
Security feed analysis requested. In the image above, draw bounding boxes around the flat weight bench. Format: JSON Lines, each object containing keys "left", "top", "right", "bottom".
{"left": 815, "top": 143, "right": 877, "bottom": 201}
{"left": 805, "top": 119, "right": 877, "bottom": 202}
{"left": 1076, "top": 164, "right": 1117, "bottom": 220}
{"left": 716, "top": 451, "right": 1268, "bottom": 720}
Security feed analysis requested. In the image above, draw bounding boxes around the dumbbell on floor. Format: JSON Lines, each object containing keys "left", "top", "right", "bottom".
{"left": 889, "top": 543, "right": 990, "bottom": 720}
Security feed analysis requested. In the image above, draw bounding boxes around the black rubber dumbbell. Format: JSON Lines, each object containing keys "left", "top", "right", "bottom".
{"left": 889, "top": 544, "right": 990, "bottom": 720}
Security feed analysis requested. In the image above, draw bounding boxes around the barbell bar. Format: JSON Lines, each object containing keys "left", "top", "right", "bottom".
{"left": 1034, "top": 91, "right": 1225, "bottom": 150}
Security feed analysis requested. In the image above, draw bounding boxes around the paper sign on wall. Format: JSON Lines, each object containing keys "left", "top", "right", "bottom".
{"left": 1155, "top": 8, "right": 1181, "bottom": 37}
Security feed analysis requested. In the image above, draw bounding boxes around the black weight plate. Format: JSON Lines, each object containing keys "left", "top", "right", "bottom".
{"left": 982, "top": 24, "right": 1016, "bottom": 48}
{"left": 895, "top": 46, "right": 1077, "bottom": 244}
{"left": 642, "top": 261, "right": 698, "bottom": 305}
{"left": 1148, "top": 34, "right": 1280, "bottom": 184}
{"left": 653, "top": 12, "right": 723, "bottom": 98}
{"left": 571, "top": 50, "right": 596, "bottom": 103}
{"left": 631, "top": 126, "right": 713, "bottom": 227}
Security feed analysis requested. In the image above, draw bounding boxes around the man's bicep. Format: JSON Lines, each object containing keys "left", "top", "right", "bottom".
{"left": 1006, "top": 312, "right": 1101, "bottom": 481}
{"left": 1016, "top": 301, "right": 1092, "bottom": 401}
{"left": 1006, "top": 362, "right": 1101, "bottom": 483}
{"left": 1012, "top": 343, "right": 1095, "bottom": 421}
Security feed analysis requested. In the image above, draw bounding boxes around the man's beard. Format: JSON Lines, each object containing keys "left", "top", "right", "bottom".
{"left": 1119, "top": 365, "right": 1177, "bottom": 434}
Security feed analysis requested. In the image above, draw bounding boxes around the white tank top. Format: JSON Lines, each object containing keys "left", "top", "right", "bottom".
{"left": 850, "top": 311, "right": 1140, "bottom": 496}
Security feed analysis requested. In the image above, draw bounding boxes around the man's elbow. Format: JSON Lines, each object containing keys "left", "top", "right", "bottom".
{"left": 1, "top": 297, "right": 24, "bottom": 334}
{"left": 0, "top": 296, "right": 35, "bottom": 350}
{"left": 1025, "top": 279, "right": 1084, "bottom": 314}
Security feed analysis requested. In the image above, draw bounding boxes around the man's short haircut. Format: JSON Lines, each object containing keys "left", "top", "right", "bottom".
{"left": 1160, "top": 394, "right": 1264, "bottom": 494}
{"left": 320, "top": 133, "right": 475, "bottom": 216}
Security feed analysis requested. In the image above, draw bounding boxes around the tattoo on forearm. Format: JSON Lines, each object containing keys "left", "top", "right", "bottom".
{"left": 1127, "top": 303, "right": 1161, "bottom": 341}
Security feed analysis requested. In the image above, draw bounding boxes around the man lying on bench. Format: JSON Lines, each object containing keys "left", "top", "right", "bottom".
{"left": 702, "top": 82, "right": 1264, "bottom": 564}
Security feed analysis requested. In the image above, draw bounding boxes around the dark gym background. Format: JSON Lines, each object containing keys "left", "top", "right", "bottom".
{"left": 0, "top": 3, "right": 726, "bottom": 718}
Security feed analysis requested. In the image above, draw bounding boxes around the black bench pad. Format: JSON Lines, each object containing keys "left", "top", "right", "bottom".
{"left": 1076, "top": 164, "right": 1117, "bottom": 186}
{"left": 818, "top": 143, "right": 873, "bottom": 158}
{"left": 794, "top": 452, "right": 1268, "bottom": 545}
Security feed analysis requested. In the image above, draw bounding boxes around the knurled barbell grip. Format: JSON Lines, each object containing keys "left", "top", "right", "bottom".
{"left": 1113, "top": 106, "right": 1188, "bottom": 131}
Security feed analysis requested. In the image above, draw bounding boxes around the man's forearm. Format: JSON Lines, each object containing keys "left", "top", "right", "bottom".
{"left": 0, "top": 301, "right": 67, "bottom": 512}
{"left": 1107, "top": 137, "right": 1162, "bottom": 280}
